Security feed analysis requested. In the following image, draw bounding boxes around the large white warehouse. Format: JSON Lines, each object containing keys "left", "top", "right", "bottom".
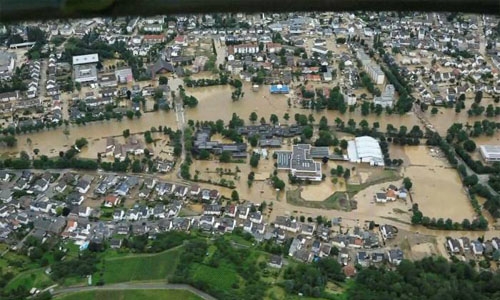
{"left": 347, "top": 136, "right": 384, "bottom": 166}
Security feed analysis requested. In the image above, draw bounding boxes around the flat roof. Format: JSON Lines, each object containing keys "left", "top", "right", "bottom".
{"left": 275, "top": 151, "right": 292, "bottom": 169}
{"left": 480, "top": 145, "right": 500, "bottom": 158}
{"left": 310, "top": 146, "right": 329, "bottom": 158}
{"left": 73, "top": 54, "right": 99, "bottom": 65}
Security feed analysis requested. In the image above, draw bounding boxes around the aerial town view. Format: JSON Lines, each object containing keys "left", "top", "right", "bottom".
{"left": 0, "top": 10, "right": 500, "bottom": 300}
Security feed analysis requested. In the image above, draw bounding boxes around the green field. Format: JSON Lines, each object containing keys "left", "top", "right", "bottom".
{"left": 6, "top": 268, "right": 54, "bottom": 292}
{"left": 346, "top": 169, "right": 401, "bottom": 197}
{"left": 100, "top": 247, "right": 182, "bottom": 284}
{"left": 287, "top": 189, "right": 349, "bottom": 210}
{"left": 191, "top": 263, "right": 239, "bottom": 291}
{"left": 55, "top": 289, "right": 202, "bottom": 300}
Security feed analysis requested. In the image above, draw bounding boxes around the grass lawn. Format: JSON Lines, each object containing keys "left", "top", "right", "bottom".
{"left": 191, "top": 263, "right": 239, "bottom": 291}
{"left": 225, "top": 234, "right": 253, "bottom": 247}
{"left": 286, "top": 189, "right": 349, "bottom": 210}
{"left": 202, "top": 245, "right": 217, "bottom": 264}
{"left": 100, "top": 247, "right": 182, "bottom": 284}
{"left": 346, "top": 169, "right": 401, "bottom": 198}
{"left": 6, "top": 268, "right": 54, "bottom": 292}
{"left": 55, "top": 289, "right": 202, "bottom": 300}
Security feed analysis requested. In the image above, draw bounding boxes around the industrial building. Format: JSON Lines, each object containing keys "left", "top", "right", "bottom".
{"left": 479, "top": 145, "right": 500, "bottom": 163}
{"left": 275, "top": 144, "right": 322, "bottom": 181}
{"left": 347, "top": 136, "right": 384, "bottom": 166}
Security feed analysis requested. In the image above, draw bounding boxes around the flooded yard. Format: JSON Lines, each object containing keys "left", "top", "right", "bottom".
{"left": 300, "top": 179, "right": 346, "bottom": 201}
{"left": 402, "top": 145, "right": 476, "bottom": 221}
{"left": 184, "top": 83, "right": 421, "bottom": 130}
{"left": 2, "top": 111, "right": 178, "bottom": 158}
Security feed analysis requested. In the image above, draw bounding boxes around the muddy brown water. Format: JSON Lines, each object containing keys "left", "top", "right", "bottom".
{"left": 5, "top": 111, "right": 178, "bottom": 158}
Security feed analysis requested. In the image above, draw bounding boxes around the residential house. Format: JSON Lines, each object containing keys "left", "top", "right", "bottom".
{"left": 78, "top": 206, "right": 92, "bottom": 218}
{"left": 204, "top": 204, "right": 222, "bottom": 216}
{"left": 174, "top": 185, "right": 188, "bottom": 198}
{"left": 189, "top": 185, "right": 201, "bottom": 198}
{"left": 200, "top": 215, "right": 215, "bottom": 227}
{"left": 274, "top": 216, "right": 299, "bottom": 233}
{"left": 380, "top": 224, "right": 396, "bottom": 241}
{"left": 238, "top": 205, "right": 251, "bottom": 220}
{"left": 113, "top": 209, "right": 125, "bottom": 221}
{"left": 268, "top": 255, "right": 283, "bottom": 268}
{"left": 116, "top": 224, "right": 129, "bottom": 235}
{"left": 447, "top": 238, "right": 461, "bottom": 253}
{"left": 110, "top": 238, "right": 123, "bottom": 249}
{"left": 471, "top": 240, "right": 484, "bottom": 256}
{"left": 0, "top": 190, "right": 12, "bottom": 203}
{"left": 75, "top": 179, "right": 91, "bottom": 194}
{"left": 66, "top": 192, "right": 84, "bottom": 206}
{"left": 460, "top": 237, "right": 471, "bottom": 252}
{"left": 301, "top": 223, "right": 316, "bottom": 236}
{"left": 104, "top": 195, "right": 121, "bottom": 208}
{"left": 115, "top": 182, "right": 130, "bottom": 196}
{"left": 387, "top": 248, "right": 404, "bottom": 265}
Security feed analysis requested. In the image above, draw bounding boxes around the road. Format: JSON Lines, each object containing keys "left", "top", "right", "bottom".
{"left": 52, "top": 283, "right": 217, "bottom": 300}
{"left": 212, "top": 37, "right": 226, "bottom": 69}
{"left": 172, "top": 82, "right": 187, "bottom": 179}
{"left": 39, "top": 59, "right": 48, "bottom": 98}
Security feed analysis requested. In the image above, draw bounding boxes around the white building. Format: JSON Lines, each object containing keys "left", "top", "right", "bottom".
{"left": 72, "top": 54, "right": 99, "bottom": 83}
{"left": 347, "top": 136, "right": 384, "bottom": 166}
{"left": 479, "top": 145, "right": 500, "bottom": 163}
{"left": 374, "top": 84, "right": 395, "bottom": 108}
{"left": 357, "top": 50, "right": 385, "bottom": 84}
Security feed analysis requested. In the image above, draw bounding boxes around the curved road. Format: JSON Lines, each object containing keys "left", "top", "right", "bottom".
{"left": 53, "top": 283, "right": 217, "bottom": 300}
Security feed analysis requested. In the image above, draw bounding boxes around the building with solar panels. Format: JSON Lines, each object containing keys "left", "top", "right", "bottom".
{"left": 275, "top": 144, "right": 323, "bottom": 181}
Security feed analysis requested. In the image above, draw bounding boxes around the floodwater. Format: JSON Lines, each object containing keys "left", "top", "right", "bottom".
{"left": 184, "top": 83, "right": 421, "bottom": 129}
{"left": 191, "top": 156, "right": 284, "bottom": 202}
{"left": 300, "top": 179, "right": 346, "bottom": 202}
{"left": 3, "top": 110, "right": 178, "bottom": 158}
{"left": 402, "top": 145, "right": 476, "bottom": 220}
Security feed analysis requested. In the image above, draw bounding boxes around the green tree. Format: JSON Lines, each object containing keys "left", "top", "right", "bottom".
{"left": 199, "top": 149, "right": 210, "bottom": 160}
{"left": 303, "top": 126, "right": 313, "bottom": 139}
{"left": 270, "top": 114, "right": 279, "bottom": 125}
{"left": 463, "top": 140, "right": 476, "bottom": 152}
{"left": 403, "top": 177, "right": 413, "bottom": 190}
{"left": 474, "top": 91, "right": 483, "bottom": 103}
{"left": 250, "top": 153, "right": 260, "bottom": 168}
{"left": 220, "top": 151, "right": 231, "bottom": 162}
{"left": 249, "top": 112, "right": 258, "bottom": 123}
{"left": 123, "top": 129, "right": 130, "bottom": 138}
{"left": 126, "top": 110, "right": 134, "bottom": 119}
{"left": 283, "top": 113, "right": 290, "bottom": 121}
{"left": 75, "top": 138, "right": 88, "bottom": 149}
{"left": 231, "top": 190, "right": 239, "bottom": 201}
{"left": 159, "top": 76, "right": 168, "bottom": 85}
{"left": 431, "top": 107, "right": 439, "bottom": 115}
{"left": 319, "top": 116, "right": 328, "bottom": 130}
{"left": 131, "top": 159, "right": 142, "bottom": 172}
